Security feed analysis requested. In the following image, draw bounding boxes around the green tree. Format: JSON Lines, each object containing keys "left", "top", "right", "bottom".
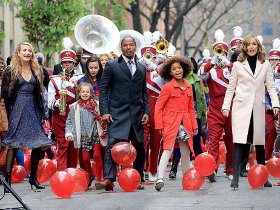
{"left": 15, "top": 0, "right": 87, "bottom": 65}
{"left": 0, "top": 29, "right": 5, "bottom": 43}
{"left": 93, "top": 0, "right": 132, "bottom": 29}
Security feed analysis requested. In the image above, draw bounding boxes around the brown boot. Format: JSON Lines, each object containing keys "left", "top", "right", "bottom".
{"left": 95, "top": 179, "right": 114, "bottom": 191}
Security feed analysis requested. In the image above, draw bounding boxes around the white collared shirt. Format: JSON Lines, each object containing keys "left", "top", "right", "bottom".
{"left": 122, "top": 55, "right": 136, "bottom": 76}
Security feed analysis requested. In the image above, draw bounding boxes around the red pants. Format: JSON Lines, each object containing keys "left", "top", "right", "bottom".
{"left": 93, "top": 143, "right": 103, "bottom": 181}
{"left": 53, "top": 112, "right": 78, "bottom": 171}
{"left": 207, "top": 106, "right": 233, "bottom": 175}
{"left": 79, "top": 143, "right": 103, "bottom": 181}
{"left": 144, "top": 97, "right": 162, "bottom": 174}
{"left": 265, "top": 113, "right": 276, "bottom": 160}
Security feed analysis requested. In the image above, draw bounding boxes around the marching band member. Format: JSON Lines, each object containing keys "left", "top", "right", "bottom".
{"left": 268, "top": 38, "right": 280, "bottom": 158}
{"left": 48, "top": 39, "right": 83, "bottom": 171}
{"left": 198, "top": 29, "right": 233, "bottom": 182}
{"left": 140, "top": 45, "right": 164, "bottom": 181}
{"left": 229, "top": 26, "right": 243, "bottom": 56}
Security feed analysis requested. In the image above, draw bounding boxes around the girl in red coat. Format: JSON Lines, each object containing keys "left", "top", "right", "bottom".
{"left": 154, "top": 56, "right": 198, "bottom": 191}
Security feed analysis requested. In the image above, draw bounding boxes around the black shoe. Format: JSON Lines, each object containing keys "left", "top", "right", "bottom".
{"left": 29, "top": 177, "right": 45, "bottom": 190}
{"left": 169, "top": 171, "right": 176, "bottom": 179}
{"left": 88, "top": 175, "right": 95, "bottom": 188}
{"left": 230, "top": 182, "right": 239, "bottom": 190}
{"left": 230, "top": 175, "right": 239, "bottom": 190}
{"left": 208, "top": 172, "right": 216, "bottom": 182}
{"left": 264, "top": 180, "right": 272, "bottom": 187}
{"left": 4, "top": 173, "right": 11, "bottom": 193}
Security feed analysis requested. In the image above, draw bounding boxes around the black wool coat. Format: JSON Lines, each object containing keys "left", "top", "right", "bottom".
{"left": 99, "top": 56, "right": 150, "bottom": 142}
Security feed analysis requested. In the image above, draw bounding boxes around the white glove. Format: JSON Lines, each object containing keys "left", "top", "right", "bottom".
{"left": 61, "top": 81, "right": 74, "bottom": 89}
{"left": 156, "top": 54, "right": 165, "bottom": 65}
{"left": 54, "top": 99, "right": 61, "bottom": 108}
{"left": 138, "top": 57, "right": 147, "bottom": 65}
{"left": 146, "top": 61, "right": 157, "bottom": 70}
{"left": 221, "top": 56, "right": 230, "bottom": 66}
{"left": 211, "top": 55, "right": 217, "bottom": 65}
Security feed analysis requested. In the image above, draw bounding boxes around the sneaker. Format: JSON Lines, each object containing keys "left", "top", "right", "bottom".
{"left": 144, "top": 171, "right": 149, "bottom": 181}
{"left": 228, "top": 175, "right": 233, "bottom": 180}
{"left": 148, "top": 173, "right": 157, "bottom": 182}
{"left": 169, "top": 171, "right": 176, "bottom": 179}
{"left": 273, "top": 150, "right": 280, "bottom": 158}
{"left": 264, "top": 180, "right": 272, "bottom": 187}
{"left": 208, "top": 172, "right": 216, "bottom": 182}
{"left": 155, "top": 178, "right": 164, "bottom": 191}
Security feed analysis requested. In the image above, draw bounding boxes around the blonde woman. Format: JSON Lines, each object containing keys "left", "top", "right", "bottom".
{"left": 222, "top": 35, "right": 279, "bottom": 189}
{"left": 99, "top": 53, "right": 113, "bottom": 70}
{"left": 1, "top": 42, "right": 52, "bottom": 192}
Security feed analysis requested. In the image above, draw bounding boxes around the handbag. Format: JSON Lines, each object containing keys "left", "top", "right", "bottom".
{"left": 176, "top": 124, "right": 190, "bottom": 142}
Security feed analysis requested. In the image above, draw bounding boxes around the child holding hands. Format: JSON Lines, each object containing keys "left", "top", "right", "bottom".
{"left": 66, "top": 83, "right": 107, "bottom": 188}
{"left": 154, "top": 56, "right": 198, "bottom": 191}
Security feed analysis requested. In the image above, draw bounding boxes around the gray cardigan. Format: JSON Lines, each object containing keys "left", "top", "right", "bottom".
{"left": 65, "top": 101, "right": 107, "bottom": 147}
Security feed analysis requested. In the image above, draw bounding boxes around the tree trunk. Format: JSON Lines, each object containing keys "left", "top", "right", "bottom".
{"left": 130, "top": 0, "right": 143, "bottom": 33}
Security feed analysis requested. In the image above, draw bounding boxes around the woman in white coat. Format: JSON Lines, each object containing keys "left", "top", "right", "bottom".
{"left": 222, "top": 34, "right": 279, "bottom": 190}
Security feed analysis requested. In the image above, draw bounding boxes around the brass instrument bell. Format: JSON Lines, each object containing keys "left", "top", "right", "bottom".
{"left": 155, "top": 36, "right": 169, "bottom": 54}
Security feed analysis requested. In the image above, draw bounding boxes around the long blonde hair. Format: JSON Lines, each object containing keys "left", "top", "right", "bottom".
{"left": 9, "top": 42, "right": 42, "bottom": 95}
{"left": 238, "top": 34, "right": 266, "bottom": 63}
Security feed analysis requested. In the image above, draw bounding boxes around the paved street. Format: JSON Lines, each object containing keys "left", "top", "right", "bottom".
{"left": 1, "top": 165, "right": 280, "bottom": 210}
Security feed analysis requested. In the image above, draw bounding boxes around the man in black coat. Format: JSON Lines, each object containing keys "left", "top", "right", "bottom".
{"left": 96, "top": 36, "right": 150, "bottom": 191}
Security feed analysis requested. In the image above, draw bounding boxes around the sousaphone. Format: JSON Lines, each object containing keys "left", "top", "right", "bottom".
{"left": 74, "top": 15, "right": 120, "bottom": 54}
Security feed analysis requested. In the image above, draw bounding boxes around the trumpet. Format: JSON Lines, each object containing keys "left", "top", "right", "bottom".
{"left": 155, "top": 36, "right": 169, "bottom": 54}
{"left": 59, "top": 68, "right": 67, "bottom": 116}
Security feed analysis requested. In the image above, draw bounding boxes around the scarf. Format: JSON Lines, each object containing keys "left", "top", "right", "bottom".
{"left": 78, "top": 99, "right": 107, "bottom": 140}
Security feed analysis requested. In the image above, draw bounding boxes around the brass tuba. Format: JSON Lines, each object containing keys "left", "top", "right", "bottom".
{"left": 213, "top": 44, "right": 225, "bottom": 57}
{"left": 155, "top": 36, "right": 169, "bottom": 54}
{"left": 74, "top": 15, "right": 120, "bottom": 54}
{"left": 59, "top": 69, "right": 67, "bottom": 116}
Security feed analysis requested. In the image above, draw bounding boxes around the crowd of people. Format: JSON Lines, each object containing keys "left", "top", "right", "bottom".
{"left": 0, "top": 25, "right": 280, "bottom": 195}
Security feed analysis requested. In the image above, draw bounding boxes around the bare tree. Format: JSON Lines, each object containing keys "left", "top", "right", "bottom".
{"left": 183, "top": 0, "right": 257, "bottom": 58}
{"left": 125, "top": 0, "right": 202, "bottom": 45}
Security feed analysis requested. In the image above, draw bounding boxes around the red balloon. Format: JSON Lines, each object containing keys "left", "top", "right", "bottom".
{"left": 77, "top": 168, "right": 89, "bottom": 186}
{"left": 122, "top": 163, "right": 133, "bottom": 169}
{"left": 50, "top": 171, "right": 75, "bottom": 198}
{"left": 266, "top": 157, "right": 280, "bottom": 178}
{"left": 111, "top": 142, "right": 137, "bottom": 166}
{"left": 37, "top": 159, "right": 57, "bottom": 184}
{"left": 219, "top": 142, "right": 227, "bottom": 154}
{"left": 248, "top": 164, "right": 268, "bottom": 189}
{"left": 11, "top": 165, "right": 27, "bottom": 183}
{"left": 182, "top": 168, "right": 205, "bottom": 190}
{"left": 64, "top": 168, "right": 88, "bottom": 192}
{"left": 249, "top": 152, "right": 256, "bottom": 168}
{"left": 194, "top": 153, "right": 216, "bottom": 176}
{"left": 24, "top": 154, "right": 31, "bottom": 174}
{"left": 118, "top": 168, "right": 141, "bottom": 192}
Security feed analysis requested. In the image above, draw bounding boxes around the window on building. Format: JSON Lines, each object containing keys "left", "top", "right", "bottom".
{"left": 0, "top": 21, "right": 4, "bottom": 30}
{"left": 10, "top": 39, "right": 14, "bottom": 56}
{"left": 262, "top": 23, "right": 273, "bottom": 35}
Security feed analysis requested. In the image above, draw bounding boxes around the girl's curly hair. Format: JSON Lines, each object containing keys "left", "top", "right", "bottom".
{"left": 159, "top": 56, "right": 193, "bottom": 81}
{"left": 238, "top": 34, "right": 266, "bottom": 63}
